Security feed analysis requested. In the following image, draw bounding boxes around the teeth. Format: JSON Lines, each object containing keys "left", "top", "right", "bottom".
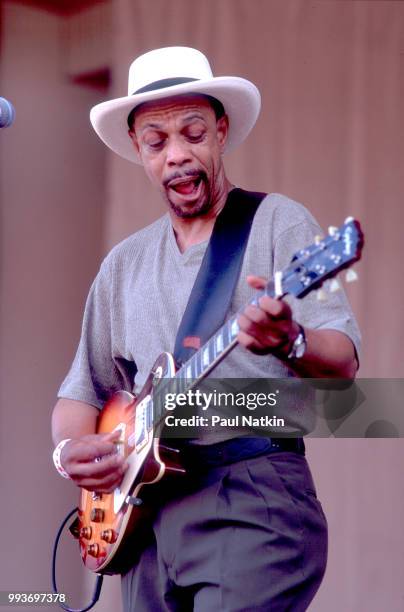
{"left": 170, "top": 178, "right": 200, "bottom": 195}
{"left": 169, "top": 177, "right": 199, "bottom": 188}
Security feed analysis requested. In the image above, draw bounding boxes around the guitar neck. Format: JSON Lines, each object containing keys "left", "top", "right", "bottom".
{"left": 177, "top": 278, "right": 277, "bottom": 381}
{"left": 152, "top": 279, "right": 278, "bottom": 424}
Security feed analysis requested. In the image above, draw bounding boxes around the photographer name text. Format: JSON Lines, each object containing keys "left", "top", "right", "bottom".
{"left": 164, "top": 414, "right": 285, "bottom": 428}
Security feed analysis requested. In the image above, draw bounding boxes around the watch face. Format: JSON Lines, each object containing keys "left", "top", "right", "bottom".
{"left": 295, "top": 338, "right": 306, "bottom": 359}
{"left": 287, "top": 327, "right": 306, "bottom": 360}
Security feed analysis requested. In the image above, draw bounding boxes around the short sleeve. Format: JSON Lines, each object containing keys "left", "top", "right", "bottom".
{"left": 57, "top": 258, "right": 137, "bottom": 408}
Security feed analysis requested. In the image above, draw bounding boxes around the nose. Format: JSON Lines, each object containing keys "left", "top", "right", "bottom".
{"left": 166, "top": 135, "right": 192, "bottom": 167}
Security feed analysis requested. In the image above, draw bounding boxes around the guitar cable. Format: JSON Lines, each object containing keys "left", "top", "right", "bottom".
{"left": 52, "top": 507, "right": 104, "bottom": 612}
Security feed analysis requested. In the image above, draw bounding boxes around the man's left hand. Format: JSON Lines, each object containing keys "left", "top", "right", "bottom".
{"left": 237, "top": 275, "right": 299, "bottom": 357}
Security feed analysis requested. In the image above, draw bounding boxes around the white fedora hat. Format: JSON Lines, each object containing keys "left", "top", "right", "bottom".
{"left": 90, "top": 46, "right": 261, "bottom": 164}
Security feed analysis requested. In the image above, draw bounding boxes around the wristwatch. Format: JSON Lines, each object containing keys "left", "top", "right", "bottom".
{"left": 287, "top": 325, "right": 307, "bottom": 360}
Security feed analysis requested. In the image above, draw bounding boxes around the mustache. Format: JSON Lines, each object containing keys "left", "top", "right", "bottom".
{"left": 163, "top": 169, "right": 207, "bottom": 188}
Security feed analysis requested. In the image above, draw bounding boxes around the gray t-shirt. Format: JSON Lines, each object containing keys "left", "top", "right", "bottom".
{"left": 58, "top": 193, "right": 361, "bottom": 438}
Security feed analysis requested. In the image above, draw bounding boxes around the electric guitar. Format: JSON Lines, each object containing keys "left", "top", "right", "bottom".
{"left": 72, "top": 217, "right": 364, "bottom": 574}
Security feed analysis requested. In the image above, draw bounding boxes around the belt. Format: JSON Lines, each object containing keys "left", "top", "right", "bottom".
{"left": 176, "top": 436, "right": 305, "bottom": 469}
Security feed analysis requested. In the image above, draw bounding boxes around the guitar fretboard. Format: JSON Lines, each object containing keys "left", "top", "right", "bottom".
{"left": 177, "top": 285, "right": 275, "bottom": 381}
{"left": 152, "top": 279, "right": 277, "bottom": 424}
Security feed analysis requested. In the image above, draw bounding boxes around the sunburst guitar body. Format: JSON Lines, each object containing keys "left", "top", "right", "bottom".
{"left": 76, "top": 352, "right": 185, "bottom": 574}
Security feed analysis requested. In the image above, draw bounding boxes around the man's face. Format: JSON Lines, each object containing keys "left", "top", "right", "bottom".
{"left": 128, "top": 94, "right": 229, "bottom": 218}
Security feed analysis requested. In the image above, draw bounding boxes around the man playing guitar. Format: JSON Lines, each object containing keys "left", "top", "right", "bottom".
{"left": 52, "top": 47, "right": 360, "bottom": 611}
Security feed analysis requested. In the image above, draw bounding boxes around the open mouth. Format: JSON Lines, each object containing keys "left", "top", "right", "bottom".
{"left": 167, "top": 176, "right": 202, "bottom": 196}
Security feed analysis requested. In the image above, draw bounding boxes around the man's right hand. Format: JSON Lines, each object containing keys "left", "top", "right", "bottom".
{"left": 61, "top": 431, "right": 129, "bottom": 493}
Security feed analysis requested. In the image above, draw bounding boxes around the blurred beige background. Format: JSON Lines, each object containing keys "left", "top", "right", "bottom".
{"left": 1, "top": 0, "right": 403, "bottom": 610}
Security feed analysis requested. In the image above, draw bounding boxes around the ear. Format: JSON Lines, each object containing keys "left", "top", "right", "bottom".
{"left": 128, "top": 129, "right": 140, "bottom": 155}
{"left": 216, "top": 114, "right": 229, "bottom": 151}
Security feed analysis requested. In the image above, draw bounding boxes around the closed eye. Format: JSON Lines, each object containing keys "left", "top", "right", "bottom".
{"left": 147, "top": 140, "right": 165, "bottom": 150}
{"left": 185, "top": 131, "right": 206, "bottom": 143}
{"left": 143, "top": 137, "right": 166, "bottom": 151}
{"left": 141, "top": 128, "right": 167, "bottom": 151}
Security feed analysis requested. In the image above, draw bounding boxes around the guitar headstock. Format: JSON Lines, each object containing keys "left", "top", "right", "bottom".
{"left": 281, "top": 217, "right": 364, "bottom": 299}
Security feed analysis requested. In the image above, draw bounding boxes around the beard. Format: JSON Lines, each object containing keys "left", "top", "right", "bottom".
{"left": 163, "top": 169, "right": 212, "bottom": 218}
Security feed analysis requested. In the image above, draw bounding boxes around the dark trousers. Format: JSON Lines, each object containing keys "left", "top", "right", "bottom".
{"left": 121, "top": 448, "right": 328, "bottom": 611}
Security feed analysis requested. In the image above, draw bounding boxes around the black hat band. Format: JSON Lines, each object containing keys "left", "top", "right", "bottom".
{"left": 133, "top": 77, "right": 198, "bottom": 95}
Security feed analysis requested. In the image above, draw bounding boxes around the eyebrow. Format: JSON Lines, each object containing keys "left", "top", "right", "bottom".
{"left": 138, "top": 112, "right": 207, "bottom": 134}
{"left": 180, "top": 113, "right": 206, "bottom": 124}
{"left": 138, "top": 122, "right": 162, "bottom": 133}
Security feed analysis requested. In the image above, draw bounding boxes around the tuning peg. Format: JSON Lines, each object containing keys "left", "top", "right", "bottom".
{"left": 328, "top": 226, "right": 338, "bottom": 236}
{"left": 314, "top": 234, "right": 323, "bottom": 245}
{"left": 316, "top": 288, "right": 328, "bottom": 301}
{"left": 329, "top": 279, "right": 340, "bottom": 293}
{"left": 345, "top": 269, "right": 358, "bottom": 283}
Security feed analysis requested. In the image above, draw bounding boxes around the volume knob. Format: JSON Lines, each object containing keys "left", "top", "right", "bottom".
{"left": 80, "top": 526, "right": 92, "bottom": 540}
{"left": 101, "top": 529, "right": 117, "bottom": 543}
{"left": 87, "top": 544, "right": 100, "bottom": 557}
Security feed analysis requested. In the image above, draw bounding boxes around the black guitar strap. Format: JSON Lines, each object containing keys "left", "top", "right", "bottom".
{"left": 173, "top": 188, "right": 267, "bottom": 366}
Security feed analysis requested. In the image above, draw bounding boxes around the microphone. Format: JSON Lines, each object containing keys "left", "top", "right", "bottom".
{"left": 0, "top": 97, "right": 16, "bottom": 128}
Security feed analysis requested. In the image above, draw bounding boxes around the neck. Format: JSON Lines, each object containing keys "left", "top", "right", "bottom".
{"left": 170, "top": 176, "right": 234, "bottom": 253}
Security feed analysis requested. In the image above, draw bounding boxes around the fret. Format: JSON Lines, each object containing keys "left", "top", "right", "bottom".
{"left": 195, "top": 349, "right": 202, "bottom": 378}
{"left": 202, "top": 344, "right": 210, "bottom": 367}
{"left": 229, "top": 317, "right": 239, "bottom": 340}
{"left": 190, "top": 354, "right": 198, "bottom": 379}
{"left": 215, "top": 331, "right": 224, "bottom": 354}
{"left": 208, "top": 337, "right": 215, "bottom": 363}
{"left": 223, "top": 321, "right": 230, "bottom": 346}
{"left": 186, "top": 355, "right": 194, "bottom": 379}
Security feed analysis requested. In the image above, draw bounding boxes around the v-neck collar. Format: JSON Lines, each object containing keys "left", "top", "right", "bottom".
{"left": 166, "top": 215, "right": 209, "bottom": 263}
